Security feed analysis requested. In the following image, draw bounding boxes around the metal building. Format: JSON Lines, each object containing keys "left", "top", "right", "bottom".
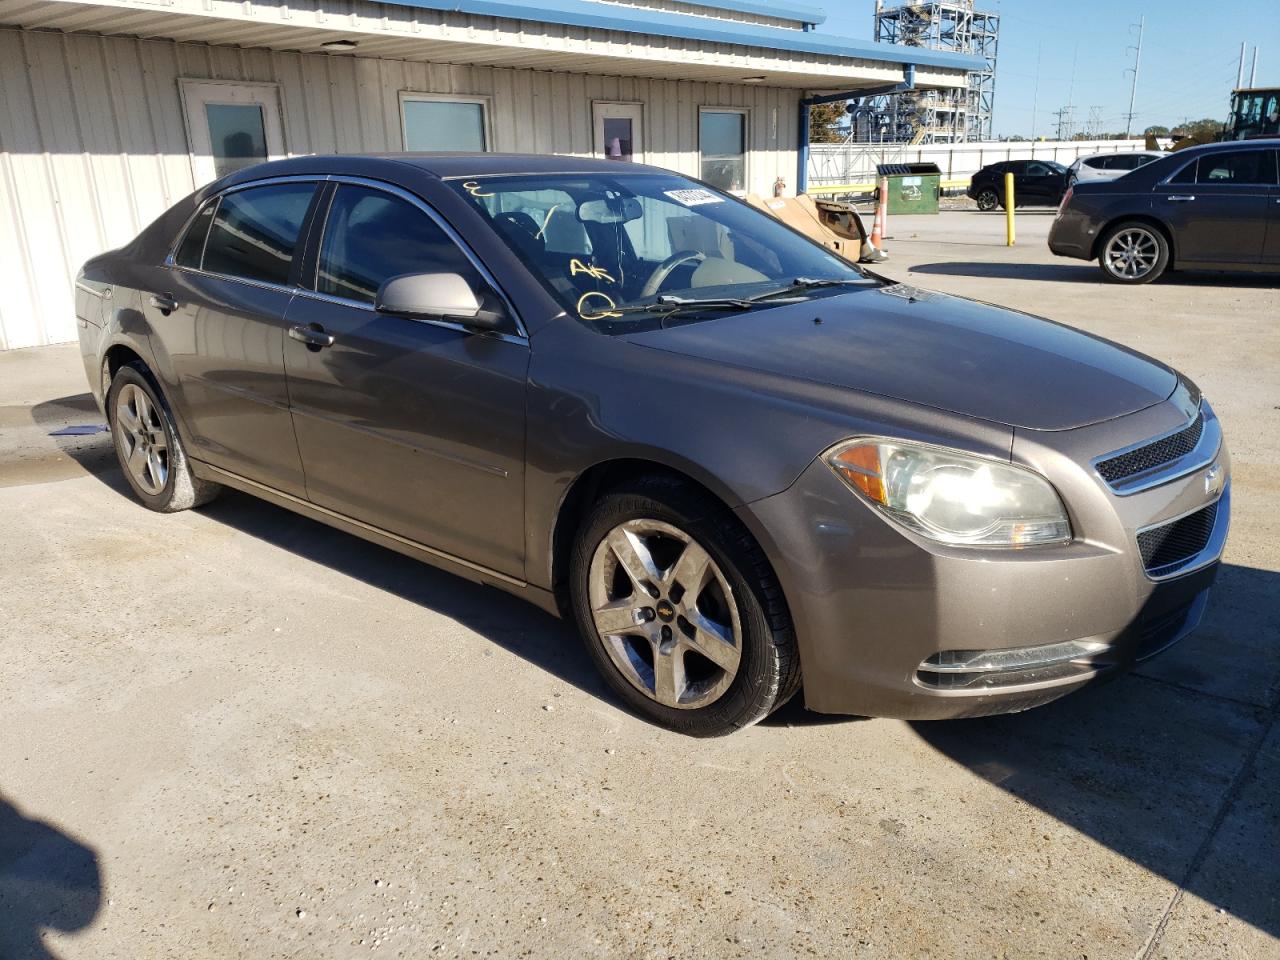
{"left": 0, "top": 0, "right": 980, "bottom": 350}
{"left": 867, "top": 0, "right": 999, "bottom": 143}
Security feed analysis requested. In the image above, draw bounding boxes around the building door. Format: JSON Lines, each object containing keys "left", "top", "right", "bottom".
{"left": 179, "top": 80, "right": 286, "bottom": 187}
{"left": 593, "top": 102, "right": 644, "bottom": 162}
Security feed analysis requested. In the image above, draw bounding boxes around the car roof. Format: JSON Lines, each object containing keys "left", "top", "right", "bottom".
{"left": 1174, "top": 137, "right": 1280, "bottom": 157}
{"left": 220, "top": 152, "right": 675, "bottom": 185}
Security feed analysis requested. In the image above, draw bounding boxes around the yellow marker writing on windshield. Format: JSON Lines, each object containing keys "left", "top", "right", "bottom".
{"left": 577, "top": 291, "right": 622, "bottom": 320}
{"left": 461, "top": 180, "right": 494, "bottom": 198}
{"left": 570, "top": 258, "right": 615, "bottom": 284}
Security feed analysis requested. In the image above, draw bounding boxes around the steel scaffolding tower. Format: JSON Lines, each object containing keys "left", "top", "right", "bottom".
{"left": 866, "top": 1, "right": 999, "bottom": 143}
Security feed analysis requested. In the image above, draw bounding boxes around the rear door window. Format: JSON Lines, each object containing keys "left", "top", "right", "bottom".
{"left": 315, "top": 184, "right": 479, "bottom": 304}
{"left": 1194, "top": 150, "right": 1278, "bottom": 185}
{"left": 202, "top": 182, "right": 317, "bottom": 285}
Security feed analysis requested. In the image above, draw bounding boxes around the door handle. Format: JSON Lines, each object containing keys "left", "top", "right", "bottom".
{"left": 149, "top": 293, "right": 179, "bottom": 313}
{"left": 1167, "top": 195, "right": 1196, "bottom": 202}
{"left": 288, "top": 324, "right": 336, "bottom": 349}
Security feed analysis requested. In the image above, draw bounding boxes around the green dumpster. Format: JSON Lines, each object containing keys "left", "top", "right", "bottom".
{"left": 875, "top": 162, "right": 942, "bottom": 215}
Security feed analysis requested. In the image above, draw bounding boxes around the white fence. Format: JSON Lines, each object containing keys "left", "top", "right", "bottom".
{"left": 808, "top": 139, "right": 1150, "bottom": 190}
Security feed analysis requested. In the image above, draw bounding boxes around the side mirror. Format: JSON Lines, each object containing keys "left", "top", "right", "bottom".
{"left": 375, "top": 272, "right": 505, "bottom": 331}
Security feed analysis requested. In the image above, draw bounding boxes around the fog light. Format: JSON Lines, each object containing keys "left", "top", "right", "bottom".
{"left": 917, "top": 639, "right": 1109, "bottom": 690}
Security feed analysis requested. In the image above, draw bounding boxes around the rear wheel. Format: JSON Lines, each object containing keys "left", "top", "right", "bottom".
{"left": 108, "top": 363, "right": 220, "bottom": 512}
{"left": 975, "top": 188, "right": 999, "bottom": 211}
{"left": 1098, "top": 221, "right": 1169, "bottom": 284}
{"left": 570, "top": 476, "right": 799, "bottom": 736}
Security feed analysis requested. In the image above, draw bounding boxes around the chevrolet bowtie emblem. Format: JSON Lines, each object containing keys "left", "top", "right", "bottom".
{"left": 1204, "top": 463, "right": 1224, "bottom": 497}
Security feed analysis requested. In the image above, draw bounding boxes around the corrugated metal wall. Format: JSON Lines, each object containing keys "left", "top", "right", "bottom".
{"left": 0, "top": 26, "right": 799, "bottom": 350}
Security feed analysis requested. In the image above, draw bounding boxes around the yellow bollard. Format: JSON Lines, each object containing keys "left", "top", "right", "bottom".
{"left": 1004, "top": 171, "right": 1015, "bottom": 246}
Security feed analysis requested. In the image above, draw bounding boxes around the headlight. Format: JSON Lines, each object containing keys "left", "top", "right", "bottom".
{"left": 824, "top": 438, "right": 1071, "bottom": 547}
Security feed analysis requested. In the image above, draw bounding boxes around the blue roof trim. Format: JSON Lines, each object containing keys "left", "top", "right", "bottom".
{"left": 673, "top": 0, "right": 827, "bottom": 26}
{"left": 377, "top": 0, "right": 986, "bottom": 72}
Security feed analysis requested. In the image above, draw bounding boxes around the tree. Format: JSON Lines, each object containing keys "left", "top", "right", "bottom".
{"left": 808, "top": 101, "right": 847, "bottom": 143}
{"left": 1179, "top": 117, "right": 1224, "bottom": 139}
{"left": 1143, "top": 124, "right": 1170, "bottom": 137}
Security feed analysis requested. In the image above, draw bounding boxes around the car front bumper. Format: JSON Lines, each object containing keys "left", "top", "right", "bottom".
{"left": 736, "top": 399, "right": 1230, "bottom": 720}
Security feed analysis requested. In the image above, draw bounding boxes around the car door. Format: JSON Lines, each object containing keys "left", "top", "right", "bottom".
{"left": 1154, "top": 149, "right": 1274, "bottom": 265}
{"left": 282, "top": 181, "right": 529, "bottom": 579}
{"left": 1261, "top": 150, "right": 1280, "bottom": 265}
{"left": 1022, "top": 161, "right": 1063, "bottom": 203}
{"left": 152, "top": 180, "right": 320, "bottom": 496}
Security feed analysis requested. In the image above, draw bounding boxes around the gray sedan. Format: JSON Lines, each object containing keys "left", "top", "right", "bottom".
{"left": 75, "top": 154, "right": 1229, "bottom": 735}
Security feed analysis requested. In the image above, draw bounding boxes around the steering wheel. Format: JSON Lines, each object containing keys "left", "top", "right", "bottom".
{"left": 640, "top": 250, "right": 707, "bottom": 299}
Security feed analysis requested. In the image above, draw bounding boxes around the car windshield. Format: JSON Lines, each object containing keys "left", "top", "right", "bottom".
{"left": 447, "top": 172, "right": 871, "bottom": 333}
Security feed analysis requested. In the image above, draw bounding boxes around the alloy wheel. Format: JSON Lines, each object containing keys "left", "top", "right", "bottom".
{"left": 587, "top": 519, "right": 742, "bottom": 710}
{"left": 115, "top": 383, "right": 169, "bottom": 495}
{"left": 1103, "top": 227, "right": 1160, "bottom": 280}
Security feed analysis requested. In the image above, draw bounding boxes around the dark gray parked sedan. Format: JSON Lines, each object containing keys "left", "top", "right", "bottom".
{"left": 1050, "top": 139, "right": 1280, "bottom": 283}
{"left": 75, "top": 154, "right": 1230, "bottom": 736}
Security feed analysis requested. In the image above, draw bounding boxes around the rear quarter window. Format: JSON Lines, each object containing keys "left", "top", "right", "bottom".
{"left": 174, "top": 202, "right": 215, "bottom": 268}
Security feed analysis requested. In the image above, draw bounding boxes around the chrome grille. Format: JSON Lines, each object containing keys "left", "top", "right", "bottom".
{"left": 1097, "top": 411, "right": 1204, "bottom": 484}
{"left": 1137, "top": 501, "right": 1219, "bottom": 576}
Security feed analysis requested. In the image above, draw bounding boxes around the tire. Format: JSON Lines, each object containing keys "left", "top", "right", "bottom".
{"left": 107, "top": 362, "right": 221, "bottom": 512}
{"left": 1097, "top": 221, "right": 1170, "bottom": 284}
{"left": 569, "top": 475, "right": 800, "bottom": 737}
{"left": 975, "top": 188, "right": 999, "bottom": 212}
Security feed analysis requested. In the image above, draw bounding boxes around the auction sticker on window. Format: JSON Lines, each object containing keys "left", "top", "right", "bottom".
{"left": 663, "top": 188, "right": 724, "bottom": 207}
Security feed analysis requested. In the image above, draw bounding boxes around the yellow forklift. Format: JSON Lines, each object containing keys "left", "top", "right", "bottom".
{"left": 1148, "top": 87, "right": 1280, "bottom": 152}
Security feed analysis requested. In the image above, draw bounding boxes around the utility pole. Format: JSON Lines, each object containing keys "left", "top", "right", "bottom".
{"left": 1030, "top": 41, "right": 1041, "bottom": 140}
{"left": 1053, "top": 105, "right": 1075, "bottom": 141}
{"left": 1124, "top": 15, "right": 1144, "bottom": 138}
{"left": 1250, "top": 47, "right": 1259, "bottom": 87}
{"left": 1237, "top": 42, "right": 1247, "bottom": 89}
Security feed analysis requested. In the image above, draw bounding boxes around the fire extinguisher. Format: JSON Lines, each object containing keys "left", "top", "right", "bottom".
{"left": 773, "top": 176, "right": 786, "bottom": 198}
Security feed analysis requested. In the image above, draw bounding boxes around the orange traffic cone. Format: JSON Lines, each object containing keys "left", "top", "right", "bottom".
{"left": 870, "top": 177, "right": 889, "bottom": 250}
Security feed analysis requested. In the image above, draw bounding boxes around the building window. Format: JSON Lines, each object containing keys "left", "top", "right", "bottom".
{"left": 699, "top": 109, "right": 747, "bottom": 193}
{"left": 400, "top": 94, "right": 491, "bottom": 152}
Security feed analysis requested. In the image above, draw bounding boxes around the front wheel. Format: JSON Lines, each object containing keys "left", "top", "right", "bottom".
{"left": 569, "top": 476, "right": 799, "bottom": 736}
{"left": 975, "top": 188, "right": 999, "bottom": 212}
{"left": 1098, "top": 221, "right": 1169, "bottom": 284}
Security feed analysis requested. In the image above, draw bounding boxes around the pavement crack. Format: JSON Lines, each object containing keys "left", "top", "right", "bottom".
{"left": 1134, "top": 705, "right": 1278, "bottom": 960}
{"left": 1130, "top": 670, "right": 1268, "bottom": 712}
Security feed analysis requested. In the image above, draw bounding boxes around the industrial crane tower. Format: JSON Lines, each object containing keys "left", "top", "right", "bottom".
{"left": 866, "top": 1, "right": 999, "bottom": 143}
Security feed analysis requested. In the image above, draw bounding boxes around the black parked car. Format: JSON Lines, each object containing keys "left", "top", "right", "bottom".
{"left": 1049, "top": 139, "right": 1280, "bottom": 283}
{"left": 967, "top": 159, "right": 1070, "bottom": 211}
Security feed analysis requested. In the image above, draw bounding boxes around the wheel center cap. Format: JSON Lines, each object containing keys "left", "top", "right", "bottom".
{"left": 656, "top": 600, "right": 675, "bottom": 622}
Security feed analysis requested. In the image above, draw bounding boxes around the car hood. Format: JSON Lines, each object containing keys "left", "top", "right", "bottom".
{"left": 620, "top": 284, "right": 1177, "bottom": 431}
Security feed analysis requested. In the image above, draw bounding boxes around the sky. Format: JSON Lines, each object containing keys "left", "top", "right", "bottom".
{"left": 816, "top": 0, "right": 1280, "bottom": 138}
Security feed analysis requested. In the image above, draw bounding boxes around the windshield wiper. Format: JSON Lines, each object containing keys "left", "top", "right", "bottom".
{"left": 608, "top": 293, "right": 805, "bottom": 317}
{"left": 746, "top": 277, "right": 866, "bottom": 302}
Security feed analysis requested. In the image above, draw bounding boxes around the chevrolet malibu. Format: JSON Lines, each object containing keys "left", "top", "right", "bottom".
{"left": 75, "top": 154, "right": 1230, "bottom": 736}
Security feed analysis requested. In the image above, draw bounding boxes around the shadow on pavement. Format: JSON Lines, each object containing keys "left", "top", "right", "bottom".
{"left": 912, "top": 561, "right": 1280, "bottom": 943}
{"left": 910, "top": 260, "right": 1280, "bottom": 287}
{"left": 0, "top": 795, "right": 101, "bottom": 960}
{"left": 199, "top": 490, "right": 610, "bottom": 704}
